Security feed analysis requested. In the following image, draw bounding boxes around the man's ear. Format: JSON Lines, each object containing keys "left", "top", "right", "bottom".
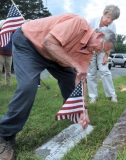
{"left": 96, "top": 32, "right": 105, "bottom": 39}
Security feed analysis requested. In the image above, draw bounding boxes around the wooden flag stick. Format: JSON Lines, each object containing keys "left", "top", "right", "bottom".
{"left": 82, "top": 82, "right": 87, "bottom": 142}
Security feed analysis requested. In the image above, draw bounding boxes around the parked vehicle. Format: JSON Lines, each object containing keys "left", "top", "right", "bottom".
{"left": 108, "top": 57, "right": 113, "bottom": 70}
{"left": 110, "top": 53, "right": 126, "bottom": 68}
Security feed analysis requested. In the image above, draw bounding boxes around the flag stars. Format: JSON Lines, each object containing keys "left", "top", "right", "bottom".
{"left": 7, "top": 4, "right": 21, "bottom": 18}
{"left": 70, "top": 82, "right": 82, "bottom": 97}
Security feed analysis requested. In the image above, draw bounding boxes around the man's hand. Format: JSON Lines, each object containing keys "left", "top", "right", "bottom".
{"left": 79, "top": 109, "right": 90, "bottom": 130}
{"left": 74, "top": 64, "right": 87, "bottom": 83}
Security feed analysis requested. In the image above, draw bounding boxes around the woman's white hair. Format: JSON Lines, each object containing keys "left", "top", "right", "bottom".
{"left": 103, "top": 5, "right": 120, "bottom": 20}
{"left": 0, "top": 20, "right": 6, "bottom": 29}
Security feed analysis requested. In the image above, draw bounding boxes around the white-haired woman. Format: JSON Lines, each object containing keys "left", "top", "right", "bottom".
{"left": 87, "top": 5, "right": 120, "bottom": 103}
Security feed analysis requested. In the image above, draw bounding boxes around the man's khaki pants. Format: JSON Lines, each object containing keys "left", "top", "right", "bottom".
{"left": 0, "top": 55, "right": 12, "bottom": 86}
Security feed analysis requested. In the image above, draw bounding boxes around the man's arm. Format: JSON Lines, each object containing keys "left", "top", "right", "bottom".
{"left": 42, "top": 33, "right": 87, "bottom": 82}
{"left": 42, "top": 33, "right": 90, "bottom": 129}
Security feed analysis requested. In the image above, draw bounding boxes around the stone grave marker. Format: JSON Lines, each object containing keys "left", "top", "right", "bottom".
{"left": 35, "top": 123, "right": 93, "bottom": 160}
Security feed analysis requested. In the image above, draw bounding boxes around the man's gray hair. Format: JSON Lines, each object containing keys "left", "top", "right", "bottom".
{"left": 103, "top": 5, "right": 120, "bottom": 20}
{"left": 95, "top": 27, "right": 116, "bottom": 46}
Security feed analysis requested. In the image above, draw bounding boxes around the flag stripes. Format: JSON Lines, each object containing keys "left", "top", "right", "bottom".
{"left": 0, "top": 32, "right": 11, "bottom": 47}
{"left": 56, "top": 113, "right": 82, "bottom": 123}
{"left": 0, "top": 3, "right": 24, "bottom": 47}
{"left": 56, "top": 82, "right": 85, "bottom": 123}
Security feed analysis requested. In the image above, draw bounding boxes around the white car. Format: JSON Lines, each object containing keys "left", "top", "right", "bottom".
{"left": 111, "top": 53, "right": 126, "bottom": 68}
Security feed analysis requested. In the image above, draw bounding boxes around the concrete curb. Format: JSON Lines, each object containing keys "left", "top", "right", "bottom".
{"left": 92, "top": 109, "right": 126, "bottom": 160}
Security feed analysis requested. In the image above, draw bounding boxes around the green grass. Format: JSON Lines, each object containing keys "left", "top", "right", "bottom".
{"left": 117, "top": 148, "right": 126, "bottom": 160}
{"left": 0, "top": 75, "right": 126, "bottom": 160}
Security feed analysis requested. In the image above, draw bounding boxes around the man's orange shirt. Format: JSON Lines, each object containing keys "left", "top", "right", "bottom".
{"left": 22, "top": 13, "right": 94, "bottom": 72}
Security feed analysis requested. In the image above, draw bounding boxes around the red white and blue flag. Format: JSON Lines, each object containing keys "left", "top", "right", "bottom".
{"left": 56, "top": 82, "right": 85, "bottom": 123}
{"left": 0, "top": 3, "right": 24, "bottom": 47}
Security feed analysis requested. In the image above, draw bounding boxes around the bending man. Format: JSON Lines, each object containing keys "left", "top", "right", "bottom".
{"left": 0, "top": 13, "right": 116, "bottom": 160}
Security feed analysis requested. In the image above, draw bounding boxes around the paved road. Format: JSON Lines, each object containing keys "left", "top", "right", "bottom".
{"left": 42, "top": 66, "right": 126, "bottom": 79}
{"left": 12, "top": 66, "right": 126, "bottom": 79}
{"left": 41, "top": 66, "right": 126, "bottom": 79}
{"left": 97, "top": 66, "right": 126, "bottom": 78}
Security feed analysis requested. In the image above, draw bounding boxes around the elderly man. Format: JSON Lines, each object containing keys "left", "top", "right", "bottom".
{"left": 0, "top": 13, "right": 116, "bottom": 160}
{"left": 0, "top": 20, "right": 13, "bottom": 87}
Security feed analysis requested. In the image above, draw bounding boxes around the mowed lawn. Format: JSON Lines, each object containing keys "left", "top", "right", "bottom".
{"left": 0, "top": 74, "right": 126, "bottom": 160}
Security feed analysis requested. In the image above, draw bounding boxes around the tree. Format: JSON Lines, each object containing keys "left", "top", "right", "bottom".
{"left": 0, "top": 0, "right": 11, "bottom": 19}
{"left": 0, "top": 0, "right": 52, "bottom": 72}
{"left": 116, "top": 34, "right": 126, "bottom": 44}
{"left": 112, "top": 34, "right": 126, "bottom": 53}
{"left": 0, "top": 0, "right": 51, "bottom": 20}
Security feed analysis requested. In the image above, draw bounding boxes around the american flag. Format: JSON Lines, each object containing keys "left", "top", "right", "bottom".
{"left": 0, "top": 3, "right": 24, "bottom": 47}
{"left": 56, "top": 82, "right": 85, "bottom": 123}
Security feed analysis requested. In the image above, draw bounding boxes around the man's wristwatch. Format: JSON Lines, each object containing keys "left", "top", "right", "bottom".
{"left": 85, "top": 106, "right": 88, "bottom": 109}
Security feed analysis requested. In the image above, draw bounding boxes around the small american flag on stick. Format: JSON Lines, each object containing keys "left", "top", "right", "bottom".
{"left": 0, "top": 2, "right": 24, "bottom": 47}
{"left": 56, "top": 82, "right": 85, "bottom": 123}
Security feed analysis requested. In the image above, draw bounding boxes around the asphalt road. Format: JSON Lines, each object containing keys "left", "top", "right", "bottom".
{"left": 12, "top": 66, "right": 126, "bottom": 79}
{"left": 40, "top": 67, "right": 126, "bottom": 79}
{"left": 97, "top": 66, "right": 126, "bottom": 78}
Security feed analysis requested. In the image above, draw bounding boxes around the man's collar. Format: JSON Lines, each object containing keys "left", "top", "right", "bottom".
{"left": 80, "top": 28, "right": 94, "bottom": 45}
